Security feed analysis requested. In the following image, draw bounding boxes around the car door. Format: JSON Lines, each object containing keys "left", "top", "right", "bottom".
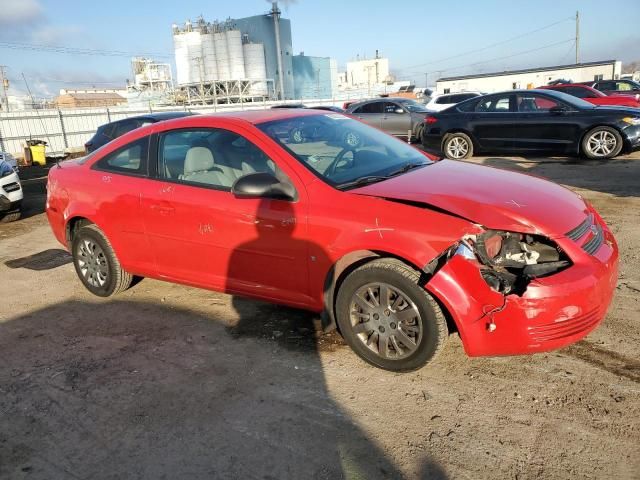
{"left": 90, "top": 136, "right": 157, "bottom": 274}
{"left": 469, "top": 94, "right": 519, "bottom": 151}
{"left": 381, "top": 101, "right": 412, "bottom": 135}
{"left": 141, "top": 125, "right": 311, "bottom": 305}
{"left": 514, "top": 93, "right": 580, "bottom": 152}
{"left": 351, "top": 101, "right": 383, "bottom": 128}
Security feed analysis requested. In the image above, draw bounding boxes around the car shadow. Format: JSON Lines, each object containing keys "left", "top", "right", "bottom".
{"left": 4, "top": 248, "right": 71, "bottom": 270}
{"left": 0, "top": 299, "right": 447, "bottom": 479}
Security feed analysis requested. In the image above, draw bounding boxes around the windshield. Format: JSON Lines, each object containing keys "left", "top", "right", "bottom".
{"left": 257, "top": 114, "right": 432, "bottom": 189}
{"left": 397, "top": 99, "right": 428, "bottom": 112}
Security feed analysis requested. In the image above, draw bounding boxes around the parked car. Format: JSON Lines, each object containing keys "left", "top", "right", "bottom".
{"left": 47, "top": 110, "right": 618, "bottom": 371}
{"left": 271, "top": 103, "right": 307, "bottom": 109}
{"left": 84, "top": 112, "right": 193, "bottom": 153}
{"left": 538, "top": 84, "right": 640, "bottom": 108}
{"left": 346, "top": 97, "right": 430, "bottom": 141}
{"left": 0, "top": 153, "right": 23, "bottom": 222}
{"left": 425, "top": 92, "right": 483, "bottom": 112}
{"left": 421, "top": 89, "right": 640, "bottom": 160}
{"left": 308, "top": 105, "right": 345, "bottom": 113}
{"left": 579, "top": 79, "right": 640, "bottom": 99}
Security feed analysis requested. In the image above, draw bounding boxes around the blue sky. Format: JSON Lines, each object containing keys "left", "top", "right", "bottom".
{"left": 1, "top": 0, "right": 639, "bottom": 97}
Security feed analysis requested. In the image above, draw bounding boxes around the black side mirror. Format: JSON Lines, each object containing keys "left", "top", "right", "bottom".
{"left": 232, "top": 172, "right": 296, "bottom": 201}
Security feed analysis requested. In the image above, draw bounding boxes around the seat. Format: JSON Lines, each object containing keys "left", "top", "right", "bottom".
{"left": 180, "top": 146, "right": 234, "bottom": 188}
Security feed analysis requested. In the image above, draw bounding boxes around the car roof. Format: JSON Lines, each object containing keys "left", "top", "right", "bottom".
{"left": 197, "top": 108, "right": 335, "bottom": 124}
{"left": 109, "top": 111, "right": 193, "bottom": 124}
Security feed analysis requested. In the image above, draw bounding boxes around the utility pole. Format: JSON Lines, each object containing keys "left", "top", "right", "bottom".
{"left": 575, "top": 11, "right": 580, "bottom": 64}
{"left": 0, "top": 66, "right": 9, "bottom": 112}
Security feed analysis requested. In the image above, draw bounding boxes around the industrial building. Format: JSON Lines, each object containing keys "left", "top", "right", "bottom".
{"left": 338, "top": 54, "right": 391, "bottom": 91}
{"left": 292, "top": 54, "right": 338, "bottom": 99}
{"left": 131, "top": 57, "right": 173, "bottom": 92}
{"left": 436, "top": 60, "right": 623, "bottom": 94}
{"left": 171, "top": 2, "right": 294, "bottom": 104}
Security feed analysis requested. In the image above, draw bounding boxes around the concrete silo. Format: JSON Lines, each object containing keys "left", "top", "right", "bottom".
{"left": 243, "top": 43, "right": 268, "bottom": 95}
{"left": 226, "top": 30, "right": 246, "bottom": 80}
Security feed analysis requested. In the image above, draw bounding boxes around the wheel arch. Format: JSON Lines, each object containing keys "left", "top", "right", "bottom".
{"left": 65, "top": 216, "right": 95, "bottom": 246}
{"left": 321, "top": 249, "right": 447, "bottom": 332}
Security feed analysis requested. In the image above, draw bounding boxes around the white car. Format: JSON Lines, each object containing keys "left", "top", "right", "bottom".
{"left": 0, "top": 152, "right": 23, "bottom": 222}
{"left": 425, "top": 92, "right": 483, "bottom": 112}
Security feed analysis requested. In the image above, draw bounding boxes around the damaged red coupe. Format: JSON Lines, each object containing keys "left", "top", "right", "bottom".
{"left": 46, "top": 110, "right": 618, "bottom": 371}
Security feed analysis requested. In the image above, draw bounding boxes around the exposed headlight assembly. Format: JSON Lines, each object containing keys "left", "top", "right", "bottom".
{"left": 0, "top": 161, "right": 14, "bottom": 178}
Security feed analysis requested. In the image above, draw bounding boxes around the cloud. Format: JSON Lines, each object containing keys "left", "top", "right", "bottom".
{"left": 0, "top": 0, "right": 43, "bottom": 25}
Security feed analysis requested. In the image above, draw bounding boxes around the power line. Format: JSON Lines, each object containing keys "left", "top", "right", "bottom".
{"left": 396, "top": 16, "right": 574, "bottom": 73}
{"left": 407, "top": 38, "right": 576, "bottom": 80}
{"left": 0, "top": 40, "right": 171, "bottom": 58}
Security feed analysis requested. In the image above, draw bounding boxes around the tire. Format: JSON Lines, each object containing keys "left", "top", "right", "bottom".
{"left": 413, "top": 125, "right": 424, "bottom": 144}
{"left": 442, "top": 132, "right": 473, "bottom": 160}
{"left": 0, "top": 209, "right": 21, "bottom": 223}
{"left": 581, "top": 126, "right": 623, "bottom": 159}
{"left": 289, "top": 127, "right": 305, "bottom": 144}
{"left": 71, "top": 224, "right": 133, "bottom": 297}
{"left": 335, "top": 258, "right": 448, "bottom": 372}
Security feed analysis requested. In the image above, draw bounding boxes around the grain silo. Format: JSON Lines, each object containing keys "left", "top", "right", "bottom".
{"left": 226, "top": 30, "right": 246, "bottom": 80}
{"left": 200, "top": 32, "right": 219, "bottom": 82}
{"left": 243, "top": 43, "right": 267, "bottom": 95}
{"left": 213, "top": 31, "right": 230, "bottom": 81}
{"left": 173, "top": 30, "right": 190, "bottom": 85}
{"left": 184, "top": 31, "right": 203, "bottom": 84}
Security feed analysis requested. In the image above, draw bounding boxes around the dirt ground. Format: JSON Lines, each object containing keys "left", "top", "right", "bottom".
{"left": 1, "top": 152, "right": 639, "bottom": 479}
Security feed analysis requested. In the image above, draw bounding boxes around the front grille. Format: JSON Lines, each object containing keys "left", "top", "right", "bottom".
{"left": 527, "top": 307, "right": 601, "bottom": 342}
{"left": 565, "top": 213, "right": 604, "bottom": 255}
{"left": 566, "top": 213, "right": 593, "bottom": 241}
{"left": 2, "top": 182, "right": 20, "bottom": 193}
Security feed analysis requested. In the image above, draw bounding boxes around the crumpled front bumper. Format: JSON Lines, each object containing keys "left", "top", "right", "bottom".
{"left": 425, "top": 226, "right": 619, "bottom": 357}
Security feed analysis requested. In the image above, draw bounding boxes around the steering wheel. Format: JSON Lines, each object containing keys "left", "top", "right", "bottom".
{"left": 325, "top": 147, "right": 357, "bottom": 178}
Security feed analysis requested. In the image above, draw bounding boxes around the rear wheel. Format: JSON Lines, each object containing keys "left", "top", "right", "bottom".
{"left": 442, "top": 132, "right": 473, "bottom": 159}
{"left": 581, "top": 126, "right": 623, "bottom": 159}
{"left": 335, "top": 258, "right": 448, "bottom": 371}
{"left": 71, "top": 224, "right": 133, "bottom": 297}
{"left": 0, "top": 209, "right": 21, "bottom": 223}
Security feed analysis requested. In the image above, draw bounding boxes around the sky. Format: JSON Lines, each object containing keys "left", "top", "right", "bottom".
{"left": 0, "top": 0, "right": 639, "bottom": 97}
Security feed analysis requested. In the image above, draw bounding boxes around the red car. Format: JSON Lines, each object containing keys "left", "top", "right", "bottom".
{"left": 579, "top": 79, "right": 640, "bottom": 100}
{"left": 46, "top": 110, "right": 619, "bottom": 371}
{"left": 539, "top": 84, "right": 640, "bottom": 108}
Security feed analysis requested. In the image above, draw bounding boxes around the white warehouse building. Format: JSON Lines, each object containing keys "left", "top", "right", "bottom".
{"left": 436, "top": 60, "right": 622, "bottom": 94}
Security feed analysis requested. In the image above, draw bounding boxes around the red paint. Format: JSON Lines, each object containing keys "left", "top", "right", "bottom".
{"left": 539, "top": 84, "right": 640, "bottom": 108}
{"left": 47, "top": 111, "right": 618, "bottom": 359}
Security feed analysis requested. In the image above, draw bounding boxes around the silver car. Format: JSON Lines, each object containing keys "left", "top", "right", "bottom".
{"left": 346, "top": 98, "right": 430, "bottom": 142}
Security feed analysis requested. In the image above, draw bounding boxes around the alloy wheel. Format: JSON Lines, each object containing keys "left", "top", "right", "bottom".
{"left": 586, "top": 130, "right": 617, "bottom": 158}
{"left": 76, "top": 239, "right": 109, "bottom": 288}
{"left": 446, "top": 136, "right": 469, "bottom": 159}
{"left": 349, "top": 282, "right": 422, "bottom": 360}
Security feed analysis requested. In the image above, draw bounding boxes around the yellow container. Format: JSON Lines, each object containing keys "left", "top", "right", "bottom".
{"left": 29, "top": 144, "right": 46, "bottom": 166}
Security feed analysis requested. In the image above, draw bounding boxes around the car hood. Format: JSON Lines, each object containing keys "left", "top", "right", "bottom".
{"left": 350, "top": 160, "right": 588, "bottom": 236}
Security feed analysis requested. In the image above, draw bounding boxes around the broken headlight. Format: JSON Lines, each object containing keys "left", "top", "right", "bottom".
{"left": 460, "top": 230, "right": 571, "bottom": 295}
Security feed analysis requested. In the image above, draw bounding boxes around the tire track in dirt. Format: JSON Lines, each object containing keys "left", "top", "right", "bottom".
{"left": 564, "top": 340, "right": 640, "bottom": 383}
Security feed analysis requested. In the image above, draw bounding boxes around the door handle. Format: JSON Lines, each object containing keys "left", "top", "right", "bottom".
{"left": 150, "top": 204, "right": 175, "bottom": 216}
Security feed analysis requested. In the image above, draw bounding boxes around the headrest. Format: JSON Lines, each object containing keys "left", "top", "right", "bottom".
{"left": 184, "top": 147, "right": 214, "bottom": 174}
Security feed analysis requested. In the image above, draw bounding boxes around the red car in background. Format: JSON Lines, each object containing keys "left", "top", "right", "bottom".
{"left": 46, "top": 110, "right": 618, "bottom": 371}
{"left": 539, "top": 84, "right": 640, "bottom": 108}
{"left": 578, "top": 79, "right": 640, "bottom": 100}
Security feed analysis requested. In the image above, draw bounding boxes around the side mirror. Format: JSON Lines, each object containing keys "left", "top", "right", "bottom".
{"left": 394, "top": 107, "right": 405, "bottom": 114}
{"left": 549, "top": 105, "right": 567, "bottom": 115}
{"left": 232, "top": 172, "right": 296, "bottom": 201}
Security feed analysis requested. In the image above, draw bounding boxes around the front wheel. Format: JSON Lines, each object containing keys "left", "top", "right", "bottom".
{"left": 581, "top": 126, "right": 623, "bottom": 159}
{"left": 335, "top": 258, "right": 448, "bottom": 371}
{"left": 442, "top": 132, "right": 473, "bottom": 159}
{"left": 71, "top": 224, "right": 133, "bottom": 297}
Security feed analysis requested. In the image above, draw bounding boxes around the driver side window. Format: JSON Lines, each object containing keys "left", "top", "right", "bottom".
{"left": 476, "top": 95, "right": 513, "bottom": 112}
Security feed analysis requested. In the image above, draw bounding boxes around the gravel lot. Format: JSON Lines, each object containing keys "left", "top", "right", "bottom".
{"left": 1, "top": 152, "right": 639, "bottom": 479}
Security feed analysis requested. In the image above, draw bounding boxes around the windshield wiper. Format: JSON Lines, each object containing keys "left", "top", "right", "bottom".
{"left": 337, "top": 175, "right": 391, "bottom": 190}
{"left": 387, "top": 162, "right": 430, "bottom": 177}
{"left": 338, "top": 162, "right": 430, "bottom": 190}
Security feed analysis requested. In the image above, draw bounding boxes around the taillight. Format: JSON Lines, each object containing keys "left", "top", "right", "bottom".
{"left": 424, "top": 116, "right": 438, "bottom": 124}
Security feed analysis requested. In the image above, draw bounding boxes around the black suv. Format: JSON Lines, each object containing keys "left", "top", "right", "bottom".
{"left": 85, "top": 112, "right": 193, "bottom": 153}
